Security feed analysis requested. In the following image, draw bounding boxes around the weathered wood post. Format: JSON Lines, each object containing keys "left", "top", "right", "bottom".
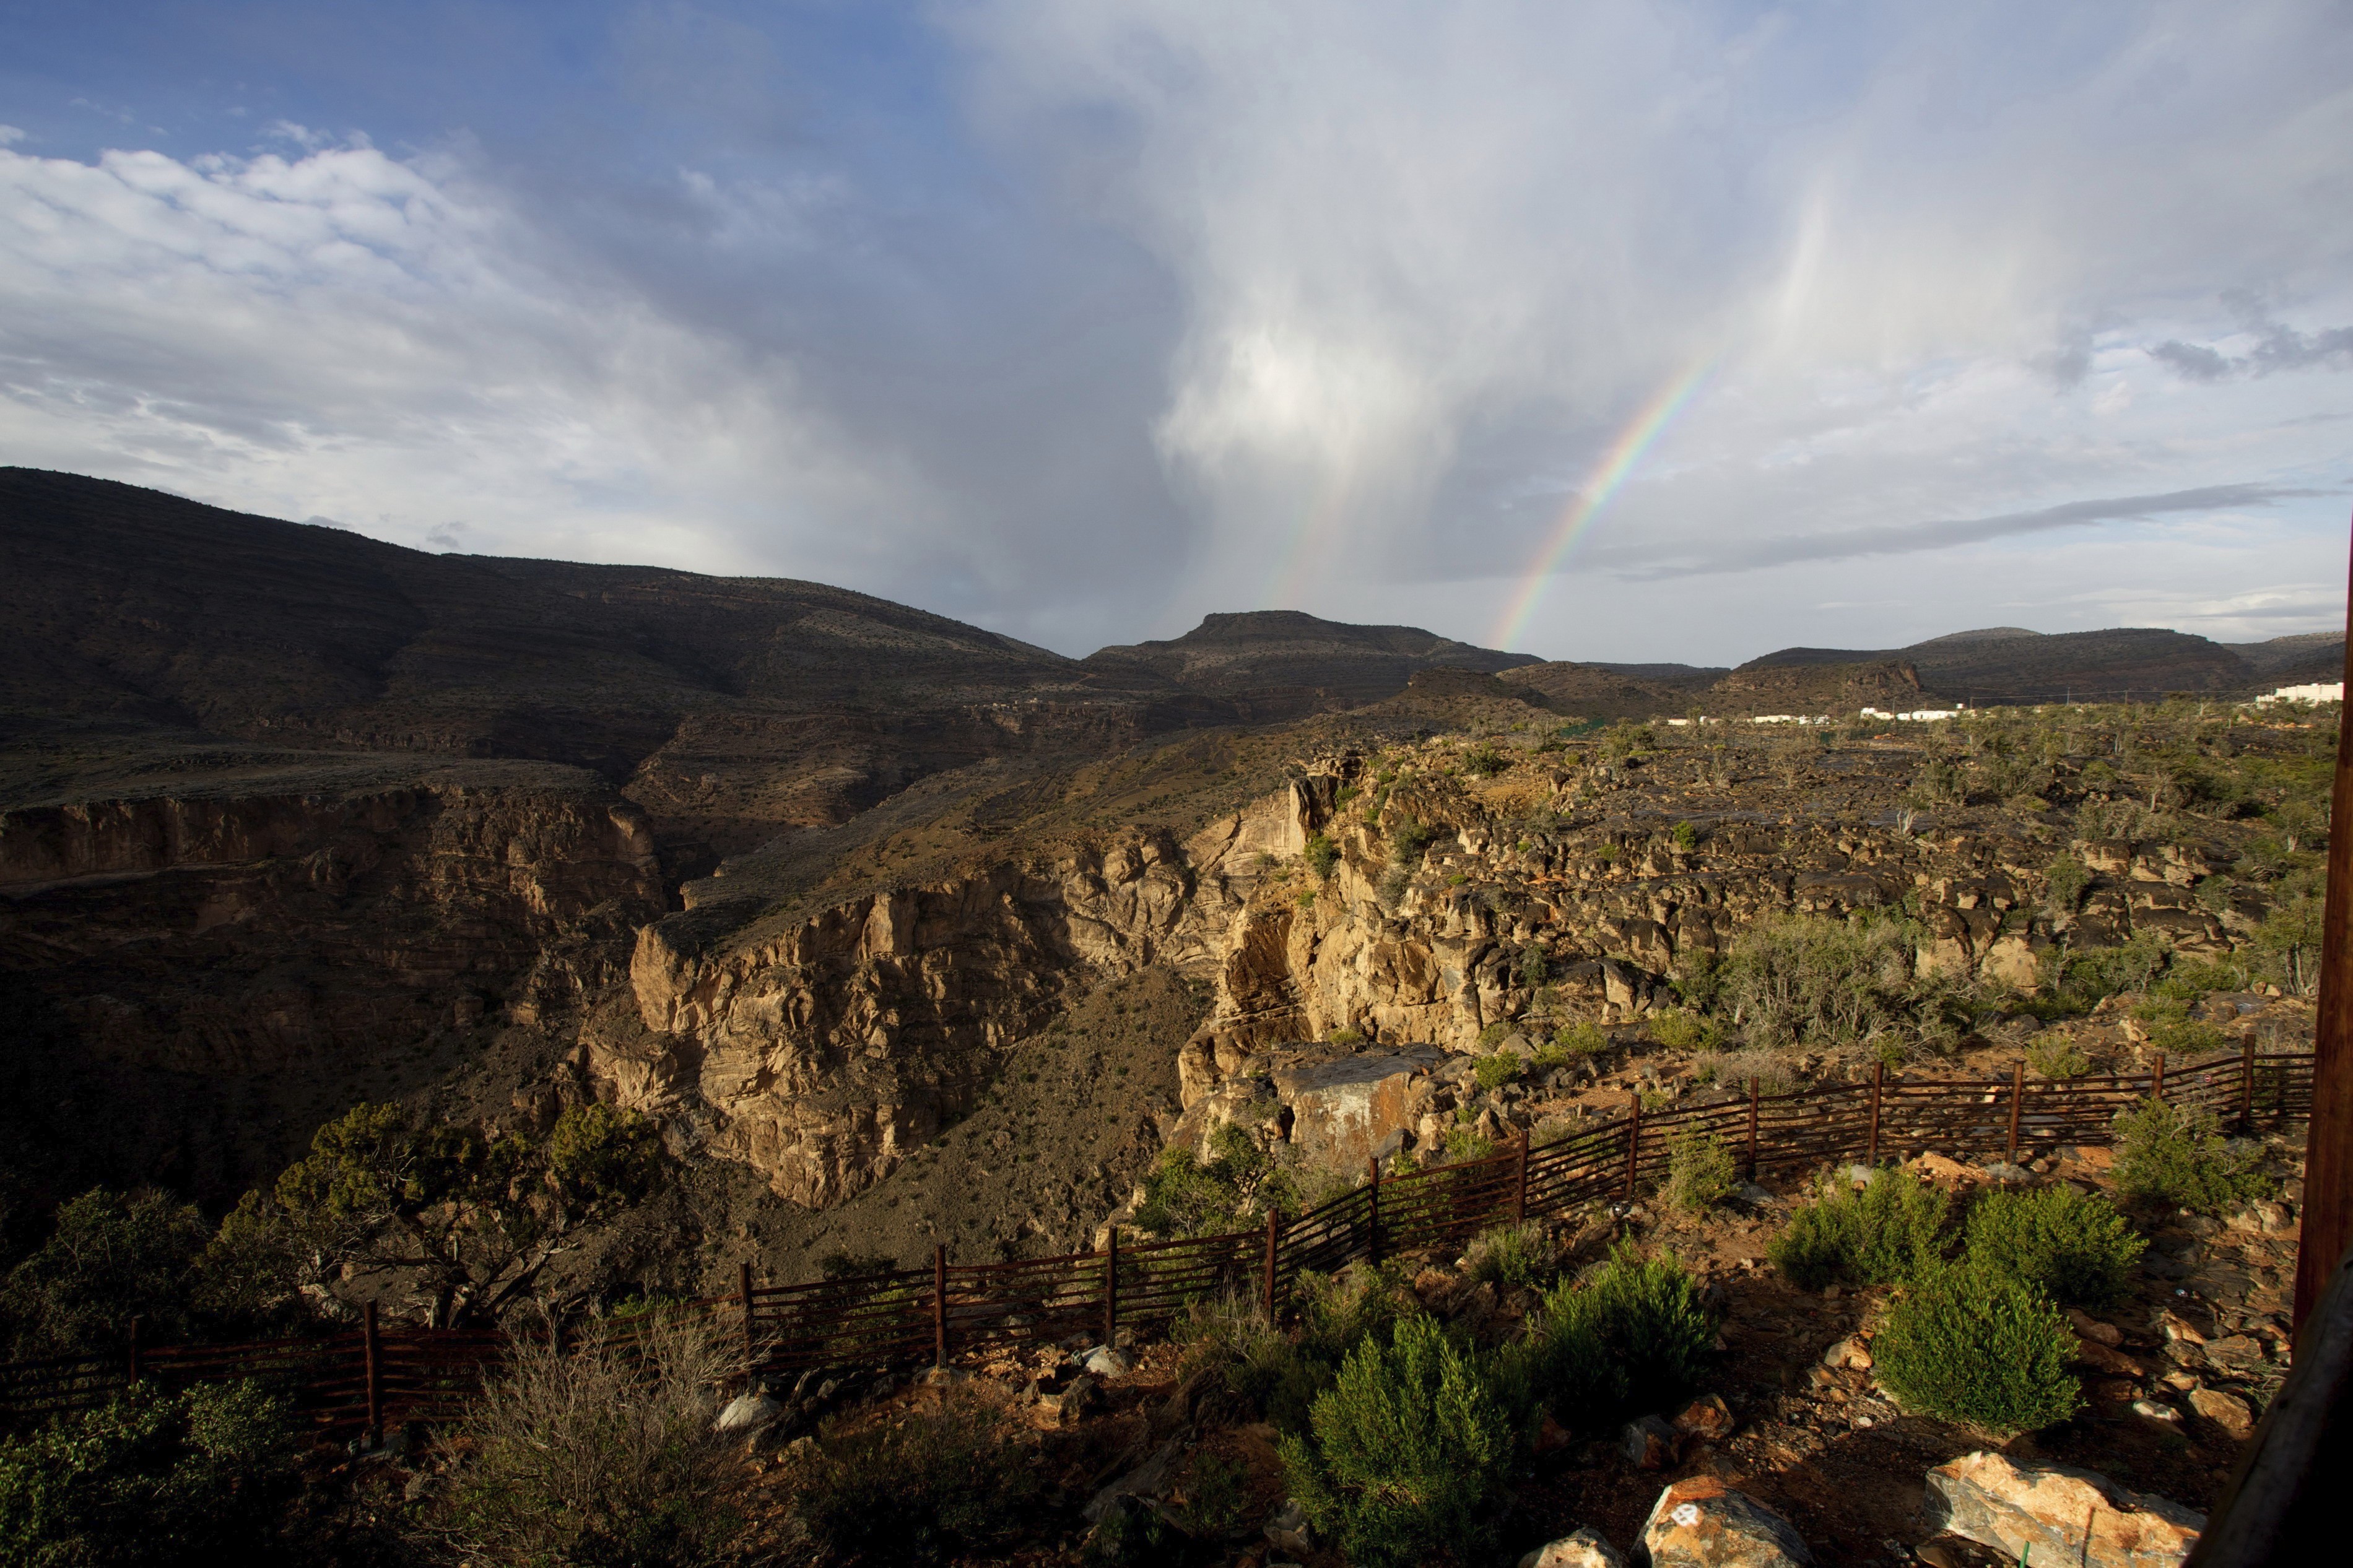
{"left": 1624, "top": 1099, "right": 1641, "bottom": 1200}
{"left": 1513, "top": 1127, "right": 1531, "bottom": 1224}
{"left": 1746, "top": 1079, "right": 1760, "bottom": 1180}
{"left": 362, "top": 1301, "right": 382, "bottom": 1441}
{"left": 738, "top": 1261, "right": 757, "bottom": 1373}
{"left": 1366, "top": 1158, "right": 1383, "bottom": 1265}
{"left": 932, "top": 1244, "right": 949, "bottom": 1369}
{"left": 126, "top": 1315, "right": 142, "bottom": 1387}
{"left": 1102, "top": 1228, "right": 1120, "bottom": 1346}
{"left": 1867, "top": 1061, "right": 1884, "bottom": 1166}
{"left": 1262, "top": 1210, "right": 1280, "bottom": 1327}
{"left": 2154, "top": 1051, "right": 2167, "bottom": 1104}
{"left": 2294, "top": 531, "right": 2353, "bottom": 1338}
{"left": 2007, "top": 1059, "right": 2025, "bottom": 1166}
{"left": 2242, "top": 1034, "right": 2258, "bottom": 1132}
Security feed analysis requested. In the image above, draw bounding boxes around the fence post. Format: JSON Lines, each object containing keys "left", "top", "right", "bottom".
{"left": 362, "top": 1301, "right": 382, "bottom": 1442}
{"left": 1513, "top": 1127, "right": 1531, "bottom": 1224}
{"left": 2242, "top": 1034, "right": 2258, "bottom": 1132}
{"left": 2154, "top": 1051, "right": 2167, "bottom": 1103}
{"left": 2007, "top": 1060, "right": 2025, "bottom": 1166}
{"left": 126, "top": 1316, "right": 142, "bottom": 1387}
{"left": 1263, "top": 1210, "right": 1280, "bottom": 1327}
{"left": 1103, "top": 1228, "right": 1120, "bottom": 1346}
{"left": 933, "top": 1244, "right": 949, "bottom": 1369}
{"left": 738, "top": 1261, "right": 757, "bottom": 1374}
{"left": 1867, "top": 1062, "right": 1883, "bottom": 1167}
{"left": 1746, "top": 1079, "right": 1760, "bottom": 1180}
{"left": 1367, "top": 1158, "right": 1383, "bottom": 1266}
{"left": 1624, "top": 1099, "right": 1641, "bottom": 1200}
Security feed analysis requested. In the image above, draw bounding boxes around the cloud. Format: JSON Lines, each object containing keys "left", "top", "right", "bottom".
{"left": 1607, "top": 482, "right": 2325, "bottom": 578}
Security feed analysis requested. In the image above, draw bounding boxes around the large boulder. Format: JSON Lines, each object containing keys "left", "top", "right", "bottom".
{"left": 1638, "top": 1477, "right": 1812, "bottom": 1568}
{"left": 1923, "top": 1452, "right": 2203, "bottom": 1568}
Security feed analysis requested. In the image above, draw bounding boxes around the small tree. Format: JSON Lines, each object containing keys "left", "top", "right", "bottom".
{"left": 0, "top": 1188, "right": 208, "bottom": 1358}
{"left": 1873, "top": 1265, "right": 2081, "bottom": 1434}
{"left": 2113, "top": 1099, "right": 2271, "bottom": 1213}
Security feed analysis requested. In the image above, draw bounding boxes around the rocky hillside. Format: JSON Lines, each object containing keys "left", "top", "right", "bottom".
{"left": 1084, "top": 609, "right": 1538, "bottom": 720}
{"left": 1742, "top": 625, "right": 2315, "bottom": 704}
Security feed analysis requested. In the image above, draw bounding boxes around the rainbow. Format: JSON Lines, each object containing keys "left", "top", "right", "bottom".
{"left": 1488, "top": 360, "right": 1713, "bottom": 649}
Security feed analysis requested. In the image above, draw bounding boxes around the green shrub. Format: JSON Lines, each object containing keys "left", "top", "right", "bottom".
{"left": 2113, "top": 1099, "right": 2272, "bottom": 1213}
{"left": 1645, "top": 1008, "right": 1715, "bottom": 1051}
{"left": 1303, "top": 833, "right": 1341, "bottom": 878}
{"left": 2040, "top": 933, "right": 2169, "bottom": 1013}
{"left": 545, "top": 1103, "right": 664, "bottom": 1209}
{"left": 1768, "top": 1167, "right": 1950, "bottom": 1290}
{"left": 1279, "top": 1314, "right": 1513, "bottom": 1568}
{"left": 1962, "top": 1186, "right": 2144, "bottom": 1307}
{"left": 1134, "top": 1124, "right": 1292, "bottom": 1237}
{"left": 1716, "top": 913, "right": 1926, "bottom": 1048}
{"left": 1671, "top": 820, "right": 1699, "bottom": 851}
{"left": 1183, "top": 1267, "right": 1414, "bottom": 1432}
{"left": 1517, "top": 1242, "right": 1712, "bottom": 1423}
{"left": 1873, "top": 1264, "right": 2082, "bottom": 1434}
{"left": 2024, "top": 1031, "right": 2091, "bottom": 1079}
{"left": 1462, "top": 1222, "right": 1557, "bottom": 1291}
{"left": 1663, "top": 1133, "right": 1736, "bottom": 1214}
{"left": 1461, "top": 745, "right": 1509, "bottom": 778}
{"left": 1552, "top": 1020, "right": 1611, "bottom": 1057}
{"left": 0, "top": 1187, "right": 209, "bottom": 1358}
{"left": 1516, "top": 942, "right": 1551, "bottom": 990}
{"left": 1473, "top": 1055, "right": 1524, "bottom": 1091}
{"left": 1388, "top": 820, "right": 1436, "bottom": 862}
{"left": 799, "top": 1388, "right": 1038, "bottom": 1566}
{"left": 0, "top": 1380, "right": 300, "bottom": 1566}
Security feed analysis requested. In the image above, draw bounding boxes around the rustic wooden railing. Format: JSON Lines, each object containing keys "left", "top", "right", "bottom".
{"left": 0, "top": 1041, "right": 2314, "bottom": 1438}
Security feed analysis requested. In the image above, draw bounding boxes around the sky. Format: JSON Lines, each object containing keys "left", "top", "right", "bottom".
{"left": 2, "top": 1, "right": 2349, "bottom": 666}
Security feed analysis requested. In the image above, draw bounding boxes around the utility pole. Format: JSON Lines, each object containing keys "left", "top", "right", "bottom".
{"left": 2295, "top": 517, "right": 2353, "bottom": 1339}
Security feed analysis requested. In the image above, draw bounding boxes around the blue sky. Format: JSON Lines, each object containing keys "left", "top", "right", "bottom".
{"left": 2, "top": 1, "right": 2349, "bottom": 664}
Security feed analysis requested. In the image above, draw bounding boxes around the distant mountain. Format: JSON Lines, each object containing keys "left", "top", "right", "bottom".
{"left": 1741, "top": 626, "right": 2268, "bottom": 704}
{"left": 1084, "top": 610, "right": 1538, "bottom": 720}
{"left": 2225, "top": 632, "right": 2346, "bottom": 686}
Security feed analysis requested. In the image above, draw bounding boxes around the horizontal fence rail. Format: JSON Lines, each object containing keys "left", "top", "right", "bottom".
{"left": 0, "top": 1043, "right": 2316, "bottom": 1436}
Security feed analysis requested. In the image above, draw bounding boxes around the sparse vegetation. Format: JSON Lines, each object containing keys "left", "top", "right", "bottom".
{"left": 1769, "top": 1166, "right": 1950, "bottom": 1290}
{"left": 1663, "top": 1132, "right": 1737, "bottom": 1214}
{"left": 1962, "top": 1185, "right": 2145, "bottom": 1307}
{"left": 2113, "top": 1099, "right": 2273, "bottom": 1213}
{"left": 2024, "top": 1030, "right": 2092, "bottom": 1079}
{"left": 1513, "top": 1242, "right": 1713, "bottom": 1423}
{"left": 797, "top": 1386, "right": 1038, "bottom": 1566}
{"left": 1303, "top": 832, "right": 1341, "bottom": 878}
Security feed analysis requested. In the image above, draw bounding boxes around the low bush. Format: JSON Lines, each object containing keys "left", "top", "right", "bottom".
{"left": 0, "top": 1187, "right": 209, "bottom": 1358}
{"left": 2113, "top": 1099, "right": 2272, "bottom": 1213}
{"left": 2024, "top": 1031, "right": 2092, "bottom": 1079}
{"left": 799, "top": 1388, "right": 1038, "bottom": 1566}
{"left": 1768, "top": 1167, "right": 1950, "bottom": 1290}
{"left": 1962, "top": 1185, "right": 2144, "bottom": 1307}
{"left": 1303, "top": 833, "right": 1341, "bottom": 878}
{"left": 1462, "top": 1222, "right": 1558, "bottom": 1291}
{"left": 0, "top": 1380, "right": 301, "bottom": 1566}
{"left": 1516, "top": 1242, "right": 1712, "bottom": 1423}
{"left": 1134, "top": 1124, "right": 1294, "bottom": 1238}
{"left": 1663, "top": 1132, "right": 1736, "bottom": 1214}
{"left": 1473, "top": 1055, "right": 1524, "bottom": 1091}
{"left": 1279, "top": 1314, "right": 1513, "bottom": 1568}
{"left": 545, "top": 1103, "right": 664, "bottom": 1209}
{"left": 1872, "top": 1264, "right": 2082, "bottom": 1434}
{"left": 2131, "top": 997, "right": 2229, "bottom": 1057}
{"left": 446, "top": 1310, "right": 741, "bottom": 1567}
{"left": 1645, "top": 1008, "right": 1716, "bottom": 1051}
{"left": 1183, "top": 1267, "right": 1414, "bottom": 1432}
{"left": 1552, "top": 1020, "right": 1611, "bottom": 1057}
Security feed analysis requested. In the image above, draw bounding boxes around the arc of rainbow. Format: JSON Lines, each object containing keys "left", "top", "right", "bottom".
{"left": 1489, "top": 360, "right": 1714, "bottom": 650}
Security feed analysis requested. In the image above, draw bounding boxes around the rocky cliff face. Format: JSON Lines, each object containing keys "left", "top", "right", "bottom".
{"left": 0, "top": 766, "right": 664, "bottom": 1193}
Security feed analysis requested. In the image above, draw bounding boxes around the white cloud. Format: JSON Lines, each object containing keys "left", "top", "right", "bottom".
{"left": 0, "top": 139, "right": 945, "bottom": 582}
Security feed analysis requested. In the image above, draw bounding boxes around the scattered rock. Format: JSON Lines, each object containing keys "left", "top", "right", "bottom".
{"left": 2186, "top": 1387, "right": 2253, "bottom": 1436}
{"left": 1082, "top": 1435, "right": 1183, "bottom": 1523}
{"left": 714, "top": 1391, "right": 783, "bottom": 1436}
{"left": 2074, "top": 1336, "right": 2145, "bottom": 1378}
{"left": 1623, "top": 1414, "right": 1681, "bottom": 1469}
{"left": 1913, "top": 1542, "right": 1959, "bottom": 1568}
{"left": 1084, "top": 1346, "right": 1132, "bottom": 1378}
{"left": 1672, "top": 1393, "right": 1736, "bottom": 1442}
{"left": 2132, "top": 1399, "right": 2183, "bottom": 1423}
{"left": 1639, "top": 1476, "right": 1813, "bottom": 1567}
{"left": 1519, "top": 1525, "right": 1627, "bottom": 1568}
{"left": 1266, "top": 1498, "right": 1313, "bottom": 1558}
{"left": 1038, "top": 1374, "right": 1105, "bottom": 1424}
{"left": 1822, "top": 1337, "right": 1871, "bottom": 1371}
{"left": 1924, "top": 1451, "right": 2203, "bottom": 1568}
{"left": 1911, "top": 1153, "right": 1979, "bottom": 1182}
{"left": 1533, "top": 1411, "right": 1574, "bottom": 1455}
{"left": 2066, "top": 1309, "right": 2124, "bottom": 1346}
{"left": 2201, "top": 1335, "right": 2264, "bottom": 1371}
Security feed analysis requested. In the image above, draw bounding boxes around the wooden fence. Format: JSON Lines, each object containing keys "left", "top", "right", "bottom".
{"left": 0, "top": 1042, "right": 2313, "bottom": 1437}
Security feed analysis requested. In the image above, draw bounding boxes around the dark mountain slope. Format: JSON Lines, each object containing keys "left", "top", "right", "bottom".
{"left": 1741, "top": 626, "right": 2256, "bottom": 703}
{"left": 1084, "top": 609, "right": 1537, "bottom": 719}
